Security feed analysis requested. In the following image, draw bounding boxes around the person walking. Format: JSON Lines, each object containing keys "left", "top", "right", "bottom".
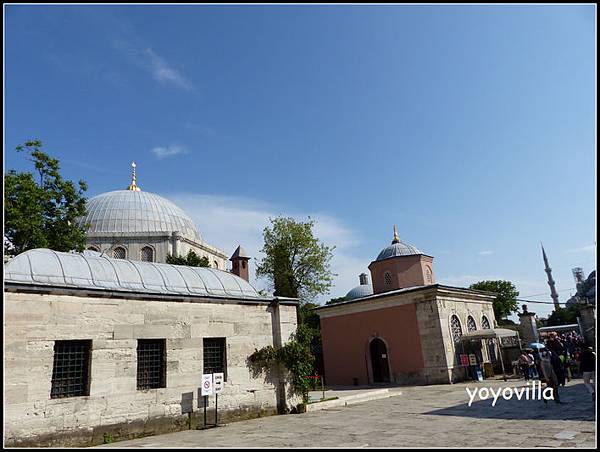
{"left": 519, "top": 351, "right": 531, "bottom": 381}
{"left": 527, "top": 350, "right": 537, "bottom": 379}
{"left": 580, "top": 347, "right": 596, "bottom": 401}
{"left": 540, "top": 349, "right": 561, "bottom": 404}
{"left": 550, "top": 350, "right": 566, "bottom": 387}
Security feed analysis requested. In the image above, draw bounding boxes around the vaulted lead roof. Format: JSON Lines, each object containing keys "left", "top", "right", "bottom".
{"left": 5, "top": 249, "right": 262, "bottom": 300}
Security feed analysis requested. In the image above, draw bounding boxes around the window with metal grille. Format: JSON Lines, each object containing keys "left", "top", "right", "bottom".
{"left": 137, "top": 339, "right": 166, "bottom": 390}
{"left": 140, "top": 246, "right": 154, "bottom": 262}
{"left": 113, "top": 246, "right": 126, "bottom": 259}
{"left": 203, "top": 338, "right": 227, "bottom": 380}
{"left": 450, "top": 314, "right": 465, "bottom": 360}
{"left": 51, "top": 340, "right": 92, "bottom": 398}
{"left": 467, "top": 316, "right": 477, "bottom": 332}
{"left": 481, "top": 316, "right": 491, "bottom": 329}
{"left": 384, "top": 271, "right": 392, "bottom": 286}
{"left": 451, "top": 315, "right": 463, "bottom": 343}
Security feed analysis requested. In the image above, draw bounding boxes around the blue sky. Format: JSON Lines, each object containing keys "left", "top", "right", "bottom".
{"left": 5, "top": 5, "right": 596, "bottom": 318}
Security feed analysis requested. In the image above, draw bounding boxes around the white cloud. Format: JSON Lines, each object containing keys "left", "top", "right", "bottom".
{"left": 151, "top": 145, "right": 189, "bottom": 160}
{"left": 145, "top": 48, "right": 193, "bottom": 90}
{"left": 566, "top": 244, "right": 596, "bottom": 254}
{"left": 477, "top": 250, "right": 494, "bottom": 256}
{"left": 165, "top": 193, "right": 370, "bottom": 303}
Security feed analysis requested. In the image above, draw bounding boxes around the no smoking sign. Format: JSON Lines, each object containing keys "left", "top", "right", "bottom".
{"left": 201, "top": 374, "right": 213, "bottom": 396}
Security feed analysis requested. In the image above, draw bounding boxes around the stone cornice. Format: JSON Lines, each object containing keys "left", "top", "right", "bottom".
{"left": 4, "top": 283, "right": 299, "bottom": 306}
{"left": 315, "top": 284, "right": 495, "bottom": 319}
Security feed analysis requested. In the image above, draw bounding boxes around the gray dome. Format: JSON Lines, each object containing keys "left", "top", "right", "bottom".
{"left": 345, "top": 283, "right": 373, "bottom": 300}
{"left": 5, "top": 248, "right": 261, "bottom": 300}
{"left": 77, "top": 190, "right": 202, "bottom": 243}
{"left": 376, "top": 241, "right": 422, "bottom": 261}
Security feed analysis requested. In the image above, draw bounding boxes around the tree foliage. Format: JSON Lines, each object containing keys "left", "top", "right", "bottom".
{"left": 4, "top": 140, "right": 88, "bottom": 255}
{"left": 166, "top": 250, "right": 210, "bottom": 267}
{"left": 540, "top": 305, "right": 581, "bottom": 327}
{"left": 248, "top": 334, "right": 315, "bottom": 404}
{"left": 469, "top": 280, "right": 519, "bottom": 320}
{"left": 255, "top": 216, "right": 335, "bottom": 302}
{"left": 326, "top": 296, "right": 347, "bottom": 305}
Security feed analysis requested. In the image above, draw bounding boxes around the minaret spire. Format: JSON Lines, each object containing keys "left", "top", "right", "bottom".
{"left": 127, "top": 161, "right": 141, "bottom": 191}
{"left": 541, "top": 242, "right": 560, "bottom": 310}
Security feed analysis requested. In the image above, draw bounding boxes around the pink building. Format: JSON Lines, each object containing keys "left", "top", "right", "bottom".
{"left": 316, "top": 227, "right": 498, "bottom": 385}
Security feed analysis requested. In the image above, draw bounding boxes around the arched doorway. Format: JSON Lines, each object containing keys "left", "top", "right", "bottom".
{"left": 369, "top": 338, "right": 390, "bottom": 383}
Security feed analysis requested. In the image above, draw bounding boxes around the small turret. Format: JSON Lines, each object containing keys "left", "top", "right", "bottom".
{"left": 230, "top": 245, "right": 250, "bottom": 282}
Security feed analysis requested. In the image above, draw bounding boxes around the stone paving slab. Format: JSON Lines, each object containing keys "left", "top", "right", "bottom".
{"left": 96, "top": 379, "right": 596, "bottom": 448}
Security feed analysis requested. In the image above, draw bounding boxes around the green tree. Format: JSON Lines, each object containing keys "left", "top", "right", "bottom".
{"left": 4, "top": 140, "right": 88, "bottom": 255}
{"left": 250, "top": 217, "right": 335, "bottom": 405}
{"left": 469, "top": 280, "right": 519, "bottom": 320}
{"left": 326, "top": 296, "right": 347, "bottom": 305}
{"left": 255, "top": 216, "right": 335, "bottom": 302}
{"left": 543, "top": 305, "right": 581, "bottom": 327}
{"left": 166, "top": 250, "right": 210, "bottom": 267}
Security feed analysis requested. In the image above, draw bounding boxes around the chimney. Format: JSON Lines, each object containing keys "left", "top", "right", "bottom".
{"left": 230, "top": 245, "right": 250, "bottom": 282}
{"left": 359, "top": 273, "right": 369, "bottom": 286}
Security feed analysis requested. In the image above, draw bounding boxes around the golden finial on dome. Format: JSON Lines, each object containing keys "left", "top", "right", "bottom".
{"left": 392, "top": 224, "right": 400, "bottom": 244}
{"left": 127, "top": 161, "right": 141, "bottom": 191}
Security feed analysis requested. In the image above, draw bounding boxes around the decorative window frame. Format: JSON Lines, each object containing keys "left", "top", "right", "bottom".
{"left": 383, "top": 271, "right": 393, "bottom": 286}
{"left": 140, "top": 245, "right": 155, "bottom": 262}
{"left": 112, "top": 246, "right": 127, "bottom": 259}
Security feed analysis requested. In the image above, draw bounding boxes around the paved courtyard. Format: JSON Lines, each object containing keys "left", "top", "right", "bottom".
{"left": 98, "top": 379, "right": 596, "bottom": 448}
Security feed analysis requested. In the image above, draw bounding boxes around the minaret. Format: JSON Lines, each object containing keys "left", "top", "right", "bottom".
{"left": 127, "top": 161, "right": 141, "bottom": 191}
{"left": 541, "top": 243, "right": 560, "bottom": 310}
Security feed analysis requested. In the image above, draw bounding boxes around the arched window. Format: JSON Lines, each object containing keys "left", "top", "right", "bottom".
{"left": 450, "top": 315, "right": 463, "bottom": 343}
{"left": 140, "top": 246, "right": 154, "bottom": 262}
{"left": 113, "top": 246, "right": 126, "bottom": 259}
{"left": 467, "top": 316, "right": 477, "bottom": 332}
{"left": 87, "top": 246, "right": 100, "bottom": 252}
{"left": 482, "top": 316, "right": 491, "bottom": 329}
{"left": 481, "top": 316, "right": 496, "bottom": 361}
{"left": 425, "top": 266, "right": 433, "bottom": 284}
{"left": 384, "top": 271, "right": 392, "bottom": 286}
{"left": 450, "top": 315, "right": 464, "bottom": 362}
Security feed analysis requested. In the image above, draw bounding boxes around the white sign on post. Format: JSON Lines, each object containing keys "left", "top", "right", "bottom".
{"left": 201, "top": 374, "right": 213, "bottom": 396}
{"left": 213, "top": 373, "right": 224, "bottom": 393}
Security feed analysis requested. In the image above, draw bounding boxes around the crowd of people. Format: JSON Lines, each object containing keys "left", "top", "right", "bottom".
{"left": 517, "top": 331, "right": 595, "bottom": 404}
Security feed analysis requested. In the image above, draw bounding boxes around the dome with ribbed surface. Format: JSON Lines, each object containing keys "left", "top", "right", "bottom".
{"left": 345, "top": 284, "right": 374, "bottom": 300}
{"left": 375, "top": 226, "right": 422, "bottom": 261}
{"left": 77, "top": 190, "right": 202, "bottom": 243}
{"left": 376, "top": 241, "right": 422, "bottom": 261}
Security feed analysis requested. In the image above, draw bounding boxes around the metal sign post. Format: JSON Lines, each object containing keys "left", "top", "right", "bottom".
{"left": 200, "top": 374, "right": 213, "bottom": 429}
{"left": 213, "top": 373, "right": 224, "bottom": 427}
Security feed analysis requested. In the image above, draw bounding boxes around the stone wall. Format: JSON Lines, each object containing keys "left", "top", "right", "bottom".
{"left": 85, "top": 232, "right": 228, "bottom": 269}
{"left": 435, "top": 294, "right": 496, "bottom": 383}
{"left": 4, "top": 290, "right": 298, "bottom": 447}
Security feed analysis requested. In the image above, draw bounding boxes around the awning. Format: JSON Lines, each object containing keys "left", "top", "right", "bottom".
{"left": 460, "top": 328, "right": 519, "bottom": 341}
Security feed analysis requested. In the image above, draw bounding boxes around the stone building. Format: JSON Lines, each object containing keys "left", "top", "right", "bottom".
{"left": 75, "top": 162, "right": 228, "bottom": 268}
{"left": 4, "top": 248, "right": 299, "bottom": 447}
{"left": 316, "top": 226, "right": 499, "bottom": 386}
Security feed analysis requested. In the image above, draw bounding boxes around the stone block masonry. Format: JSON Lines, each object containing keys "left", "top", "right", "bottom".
{"left": 4, "top": 290, "right": 299, "bottom": 447}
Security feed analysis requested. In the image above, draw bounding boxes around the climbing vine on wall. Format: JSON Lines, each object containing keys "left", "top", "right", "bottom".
{"left": 248, "top": 334, "right": 315, "bottom": 404}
